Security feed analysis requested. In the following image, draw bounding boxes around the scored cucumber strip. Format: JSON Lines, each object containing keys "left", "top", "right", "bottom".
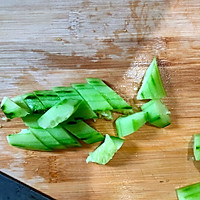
{"left": 7, "top": 129, "right": 51, "bottom": 151}
{"left": 86, "top": 134, "right": 124, "bottom": 165}
{"left": 137, "top": 58, "right": 166, "bottom": 100}
{"left": 34, "top": 90, "right": 61, "bottom": 109}
{"left": 1, "top": 97, "right": 29, "bottom": 119}
{"left": 53, "top": 86, "right": 97, "bottom": 120}
{"left": 141, "top": 99, "right": 171, "bottom": 128}
{"left": 86, "top": 78, "right": 133, "bottom": 114}
{"left": 176, "top": 182, "right": 200, "bottom": 200}
{"left": 29, "top": 128, "right": 66, "bottom": 150}
{"left": 62, "top": 120, "right": 104, "bottom": 144}
{"left": 193, "top": 134, "right": 200, "bottom": 161}
{"left": 38, "top": 98, "right": 82, "bottom": 129}
{"left": 115, "top": 111, "right": 147, "bottom": 137}
{"left": 22, "top": 114, "right": 42, "bottom": 128}
{"left": 22, "top": 93, "right": 46, "bottom": 113}
{"left": 46, "top": 125, "right": 81, "bottom": 147}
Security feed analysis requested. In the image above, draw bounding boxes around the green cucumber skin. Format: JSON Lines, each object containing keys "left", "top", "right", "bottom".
{"left": 193, "top": 134, "right": 200, "bottom": 161}
{"left": 22, "top": 114, "right": 42, "bottom": 128}
{"left": 38, "top": 99, "right": 82, "bottom": 129}
{"left": 1, "top": 97, "right": 29, "bottom": 119}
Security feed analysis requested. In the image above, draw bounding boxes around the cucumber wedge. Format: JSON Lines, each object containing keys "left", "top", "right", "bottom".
{"left": 86, "top": 134, "right": 124, "bottom": 165}
{"left": 1, "top": 97, "right": 29, "bottom": 119}
{"left": 22, "top": 114, "right": 42, "bottom": 128}
{"left": 115, "top": 111, "right": 147, "bottom": 137}
{"left": 62, "top": 120, "right": 104, "bottom": 144}
{"left": 193, "top": 134, "right": 200, "bottom": 161}
{"left": 137, "top": 58, "right": 166, "bottom": 100}
{"left": 141, "top": 99, "right": 171, "bottom": 128}
{"left": 176, "top": 182, "right": 200, "bottom": 200}
{"left": 7, "top": 129, "right": 51, "bottom": 151}
{"left": 29, "top": 128, "right": 66, "bottom": 150}
{"left": 34, "top": 90, "right": 61, "bottom": 109}
{"left": 86, "top": 78, "right": 133, "bottom": 114}
{"left": 38, "top": 99, "right": 82, "bottom": 129}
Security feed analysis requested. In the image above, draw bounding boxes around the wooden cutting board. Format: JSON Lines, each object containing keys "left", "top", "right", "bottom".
{"left": 0, "top": 0, "right": 200, "bottom": 199}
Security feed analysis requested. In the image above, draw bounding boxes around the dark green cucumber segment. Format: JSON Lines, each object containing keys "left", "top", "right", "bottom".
{"left": 193, "top": 134, "right": 200, "bottom": 161}
{"left": 62, "top": 120, "right": 104, "bottom": 144}
{"left": 1, "top": 97, "right": 29, "bottom": 119}
{"left": 115, "top": 111, "right": 147, "bottom": 137}
{"left": 53, "top": 87, "right": 97, "bottom": 120}
{"left": 29, "top": 128, "right": 66, "bottom": 150}
{"left": 176, "top": 182, "right": 200, "bottom": 200}
{"left": 38, "top": 98, "right": 82, "bottom": 129}
{"left": 86, "top": 78, "right": 133, "bottom": 114}
{"left": 141, "top": 99, "right": 171, "bottom": 128}
{"left": 7, "top": 129, "right": 51, "bottom": 151}
{"left": 137, "top": 58, "right": 166, "bottom": 100}
{"left": 11, "top": 95, "right": 32, "bottom": 113}
{"left": 46, "top": 125, "right": 81, "bottom": 147}
{"left": 22, "top": 114, "right": 42, "bottom": 128}
{"left": 86, "top": 134, "right": 124, "bottom": 165}
{"left": 22, "top": 93, "right": 46, "bottom": 113}
{"left": 34, "top": 90, "right": 61, "bottom": 109}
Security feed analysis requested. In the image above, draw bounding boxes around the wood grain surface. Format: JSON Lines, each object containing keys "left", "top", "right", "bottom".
{"left": 0, "top": 0, "right": 200, "bottom": 199}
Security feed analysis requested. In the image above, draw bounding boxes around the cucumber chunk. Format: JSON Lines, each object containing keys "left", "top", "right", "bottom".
{"left": 176, "top": 182, "right": 200, "bottom": 200}
{"left": 1, "top": 97, "right": 29, "bottom": 119}
{"left": 193, "top": 134, "right": 200, "bottom": 161}
{"left": 62, "top": 120, "right": 104, "bottom": 144}
{"left": 86, "top": 134, "right": 124, "bottom": 165}
{"left": 22, "top": 114, "right": 42, "bottom": 128}
{"left": 141, "top": 99, "right": 171, "bottom": 128}
{"left": 7, "top": 129, "right": 51, "bottom": 151}
{"left": 137, "top": 58, "right": 166, "bottom": 100}
{"left": 29, "top": 128, "right": 66, "bottom": 150}
{"left": 115, "top": 111, "right": 147, "bottom": 137}
{"left": 38, "top": 99, "right": 82, "bottom": 129}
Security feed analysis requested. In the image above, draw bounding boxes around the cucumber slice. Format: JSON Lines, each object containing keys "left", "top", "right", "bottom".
{"left": 110, "top": 136, "right": 124, "bottom": 150}
{"left": 22, "top": 114, "right": 42, "bottom": 128}
{"left": 141, "top": 99, "right": 171, "bottom": 128}
{"left": 22, "top": 93, "right": 46, "bottom": 113}
{"left": 115, "top": 111, "right": 147, "bottom": 137}
{"left": 193, "top": 134, "right": 200, "bottom": 161}
{"left": 7, "top": 129, "right": 51, "bottom": 151}
{"left": 46, "top": 125, "right": 81, "bottom": 147}
{"left": 137, "top": 58, "right": 166, "bottom": 100}
{"left": 29, "top": 128, "right": 66, "bottom": 150}
{"left": 1, "top": 97, "right": 29, "bottom": 119}
{"left": 53, "top": 87, "right": 97, "bottom": 121}
{"left": 176, "top": 182, "right": 200, "bottom": 200}
{"left": 86, "top": 78, "right": 133, "bottom": 114}
{"left": 34, "top": 90, "right": 61, "bottom": 109}
{"left": 86, "top": 134, "right": 124, "bottom": 165}
{"left": 62, "top": 120, "right": 104, "bottom": 144}
{"left": 38, "top": 99, "right": 82, "bottom": 129}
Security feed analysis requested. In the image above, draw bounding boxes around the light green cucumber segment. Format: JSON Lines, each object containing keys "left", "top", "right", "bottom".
{"left": 86, "top": 78, "right": 133, "bottom": 114}
{"left": 176, "top": 182, "right": 200, "bottom": 200}
{"left": 86, "top": 134, "right": 124, "bottom": 165}
{"left": 1, "top": 97, "right": 29, "bottom": 119}
{"left": 137, "top": 58, "right": 166, "bottom": 100}
{"left": 7, "top": 129, "right": 51, "bottom": 151}
{"left": 193, "top": 134, "right": 200, "bottom": 161}
{"left": 141, "top": 99, "right": 171, "bottom": 128}
{"left": 29, "top": 128, "right": 66, "bottom": 150}
{"left": 62, "top": 120, "right": 104, "bottom": 144}
{"left": 34, "top": 90, "right": 61, "bottom": 109}
{"left": 22, "top": 114, "right": 42, "bottom": 128}
{"left": 115, "top": 111, "right": 147, "bottom": 137}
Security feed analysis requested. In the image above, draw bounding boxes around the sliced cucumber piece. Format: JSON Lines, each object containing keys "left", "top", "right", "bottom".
{"left": 1, "top": 97, "right": 29, "bottom": 119}
{"left": 176, "top": 182, "right": 200, "bottom": 200}
{"left": 22, "top": 114, "right": 42, "bottom": 128}
{"left": 137, "top": 58, "right": 166, "bottom": 100}
{"left": 86, "top": 78, "right": 133, "bottom": 114}
{"left": 115, "top": 111, "right": 146, "bottom": 137}
{"left": 38, "top": 99, "right": 82, "bottom": 129}
{"left": 141, "top": 99, "right": 171, "bottom": 128}
{"left": 62, "top": 120, "right": 104, "bottom": 144}
{"left": 7, "top": 129, "right": 51, "bottom": 151}
{"left": 193, "top": 134, "right": 200, "bottom": 161}
{"left": 29, "top": 128, "right": 66, "bottom": 150}
{"left": 34, "top": 90, "right": 60, "bottom": 109}
{"left": 46, "top": 125, "right": 81, "bottom": 147}
{"left": 86, "top": 134, "right": 124, "bottom": 165}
